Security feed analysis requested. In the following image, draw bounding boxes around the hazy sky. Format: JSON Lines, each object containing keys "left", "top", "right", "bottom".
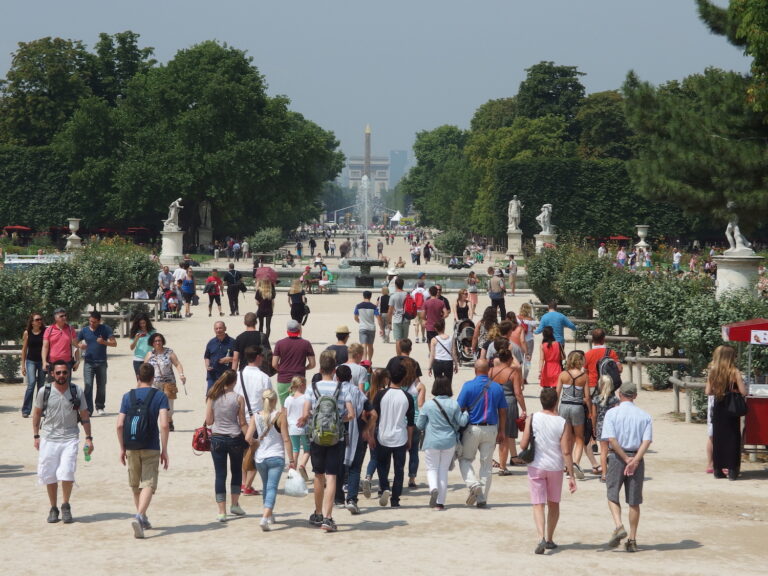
{"left": 0, "top": 0, "right": 750, "bottom": 159}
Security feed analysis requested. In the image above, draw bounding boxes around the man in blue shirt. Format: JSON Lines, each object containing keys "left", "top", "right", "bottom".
{"left": 204, "top": 321, "right": 235, "bottom": 390}
{"left": 601, "top": 381, "right": 653, "bottom": 553}
{"left": 116, "top": 363, "right": 170, "bottom": 539}
{"left": 77, "top": 311, "right": 116, "bottom": 416}
{"left": 534, "top": 300, "right": 576, "bottom": 346}
{"left": 456, "top": 359, "right": 507, "bottom": 508}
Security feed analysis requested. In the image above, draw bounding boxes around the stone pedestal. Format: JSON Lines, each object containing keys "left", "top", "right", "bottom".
{"left": 160, "top": 230, "right": 184, "bottom": 266}
{"left": 635, "top": 224, "right": 649, "bottom": 251}
{"left": 506, "top": 229, "right": 522, "bottom": 256}
{"left": 198, "top": 226, "right": 212, "bottom": 249}
{"left": 65, "top": 217, "right": 82, "bottom": 251}
{"left": 534, "top": 233, "right": 557, "bottom": 253}
{"left": 713, "top": 254, "right": 764, "bottom": 299}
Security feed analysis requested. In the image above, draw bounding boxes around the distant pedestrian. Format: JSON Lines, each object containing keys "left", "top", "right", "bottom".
{"left": 77, "top": 311, "right": 117, "bottom": 416}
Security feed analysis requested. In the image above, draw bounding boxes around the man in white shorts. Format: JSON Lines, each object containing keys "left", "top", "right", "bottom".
{"left": 354, "top": 290, "right": 380, "bottom": 362}
{"left": 32, "top": 360, "right": 93, "bottom": 524}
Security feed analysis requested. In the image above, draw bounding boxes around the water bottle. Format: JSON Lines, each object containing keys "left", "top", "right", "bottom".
{"left": 84, "top": 444, "right": 91, "bottom": 462}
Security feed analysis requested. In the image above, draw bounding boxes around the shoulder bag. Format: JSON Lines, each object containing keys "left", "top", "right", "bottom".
{"left": 192, "top": 421, "right": 212, "bottom": 454}
{"left": 725, "top": 383, "right": 748, "bottom": 417}
{"left": 517, "top": 413, "right": 536, "bottom": 464}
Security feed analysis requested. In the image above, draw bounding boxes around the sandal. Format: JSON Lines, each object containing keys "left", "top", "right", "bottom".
{"left": 498, "top": 469, "right": 513, "bottom": 476}
{"left": 600, "top": 477, "right": 606, "bottom": 483}
{"left": 492, "top": 460, "right": 501, "bottom": 469}
{"left": 510, "top": 457, "right": 526, "bottom": 466}
{"left": 591, "top": 466, "right": 602, "bottom": 475}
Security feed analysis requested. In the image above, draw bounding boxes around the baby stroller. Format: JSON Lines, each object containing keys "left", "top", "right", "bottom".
{"left": 454, "top": 318, "right": 476, "bottom": 366}
{"left": 161, "top": 289, "right": 181, "bottom": 319}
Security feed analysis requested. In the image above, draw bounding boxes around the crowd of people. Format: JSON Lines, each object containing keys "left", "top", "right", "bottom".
{"left": 23, "top": 234, "right": 758, "bottom": 555}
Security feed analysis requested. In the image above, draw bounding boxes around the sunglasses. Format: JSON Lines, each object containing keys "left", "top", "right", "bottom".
{"left": 33, "top": 317, "right": 42, "bottom": 321}
{"left": 54, "top": 370, "right": 69, "bottom": 375}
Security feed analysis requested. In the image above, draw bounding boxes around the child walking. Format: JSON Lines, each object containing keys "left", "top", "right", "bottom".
{"left": 283, "top": 376, "right": 311, "bottom": 481}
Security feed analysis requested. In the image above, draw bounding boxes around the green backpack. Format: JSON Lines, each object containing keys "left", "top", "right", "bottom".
{"left": 311, "top": 381, "right": 342, "bottom": 447}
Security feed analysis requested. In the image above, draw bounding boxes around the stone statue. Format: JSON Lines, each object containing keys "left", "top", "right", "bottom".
{"left": 198, "top": 200, "right": 212, "bottom": 229}
{"left": 507, "top": 196, "right": 523, "bottom": 231}
{"left": 535, "top": 203, "right": 553, "bottom": 234}
{"left": 724, "top": 201, "right": 754, "bottom": 255}
{"left": 164, "top": 198, "right": 184, "bottom": 231}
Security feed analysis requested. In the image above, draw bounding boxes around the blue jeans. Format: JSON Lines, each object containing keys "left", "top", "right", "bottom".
{"left": 376, "top": 443, "right": 407, "bottom": 505}
{"left": 345, "top": 438, "right": 367, "bottom": 503}
{"left": 211, "top": 435, "right": 244, "bottom": 502}
{"left": 82, "top": 362, "right": 108, "bottom": 413}
{"left": 255, "top": 457, "right": 285, "bottom": 510}
{"left": 408, "top": 428, "right": 421, "bottom": 479}
{"left": 22, "top": 360, "right": 45, "bottom": 416}
{"left": 366, "top": 444, "right": 378, "bottom": 478}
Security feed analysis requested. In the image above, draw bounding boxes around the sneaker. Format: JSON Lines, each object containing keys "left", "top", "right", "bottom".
{"left": 362, "top": 477, "right": 372, "bottom": 499}
{"left": 308, "top": 512, "right": 324, "bottom": 526}
{"left": 260, "top": 517, "right": 271, "bottom": 532}
{"left": 47, "top": 506, "right": 60, "bottom": 523}
{"left": 390, "top": 502, "right": 401, "bottom": 508}
{"left": 535, "top": 539, "right": 546, "bottom": 555}
{"left": 169, "top": 421, "right": 175, "bottom": 432}
{"left": 415, "top": 338, "right": 420, "bottom": 343}
{"left": 545, "top": 540, "right": 558, "bottom": 550}
{"left": 217, "top": 514, "right": 228, "bottom": 523}
{"left": 408, "top": 479, "right": 418, "bottom": 489}
{"left": 95, "top": 408, "right": 105, "bottom": 416}
{"left": 321, "top": 517, "right": 338, "bottom": 532}
{"left": 298, "top": 465, "right": 309, "bottom": 482}
{"left": 334, "top": 500, "right": 346, "bottom": 509}
{"left": 132, "top": 515, "right": 145, "bottom": 539}
{"left": 230, "top": 505, "right": 246, "bottom": 516}
{"left": 625, "top": 539, "right": 638, "bottom": 553}
{"left": 429, "top": 488, "right": 438, "bottom": 508}
{"left": 476, "top": 501, "right": 487, "bottom": 508}
{"left": 573, "top": 464, "right": 585, "bottom": 480}
{"left": 346, "top": 501, "right": 360, "bottom": 515}
{"left": 141, "top": 515, "right": 152, "bottom": 530}
{"left": 466, "top": 484, "right": 482, "bottom": 506}
{"left": 379, "top": 490, "right": 391, "bottom": 507}
{"left": 433, "top": 504, "right": 445, "bottom": 511}
{"left": 61, "top": 502, "right": 73, "bottom": 524}
{"left": 608, "top": 524, "right": 628, "bottom": 548}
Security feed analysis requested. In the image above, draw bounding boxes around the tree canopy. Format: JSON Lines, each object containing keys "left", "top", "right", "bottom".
{"left": 0, "top": 33, "right": 343, "bottom": 239}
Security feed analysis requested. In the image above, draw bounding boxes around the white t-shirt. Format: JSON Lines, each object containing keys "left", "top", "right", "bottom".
{"left": 284, "top": 393, "right": 308, "bottom": 435}
{"left": 172, "top": 267, "right": 187, "bottom": 282}
{"left": 254, "top": 410, "right": 284, "bottom": 463}
{"left": 530, "top": 412, "right": 566, "bottom": 472}
{"left": 344, "top": 362, "right": 368, "bottom": 389}
{"left": 235, "top": 366, "right": 272, "bottom": 423}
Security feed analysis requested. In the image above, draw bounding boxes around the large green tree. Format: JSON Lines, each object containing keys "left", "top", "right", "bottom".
{"left": 516, "top": 61, "right": 586, "bottom": 125}
{"left": 623, "top": 67, "right": 768, "bottom": 230}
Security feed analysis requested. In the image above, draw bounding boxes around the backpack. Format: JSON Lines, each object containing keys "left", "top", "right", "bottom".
{"left": 41, "top": 381, "right": 81, "bottom": 420}
{"left": 123, "top": 388, "right": 159, "bottom": 450}
{"left": 597, "top": 348, "right": 622, "bottom": 393}
{"left": 311, "top": 381, "right": 342, "bottom": 447}
{"left": 403, "top": 293, "right": 417, "bottom": 321}
{"left": 413, "top": 290, "right": 425, "bottom": 309}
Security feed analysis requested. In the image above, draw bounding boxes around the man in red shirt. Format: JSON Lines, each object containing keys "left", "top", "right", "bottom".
{"left": 423, "top": 286, "right": 447, "bottom": 344}
{"left": 584, "top": 328, "right": 623, "bottom": 393}
{"left": 272, "top": 319, "right": 315, "bottom": 405}
{"left": 41, "top": 308, "right": 80, "bottom": 383}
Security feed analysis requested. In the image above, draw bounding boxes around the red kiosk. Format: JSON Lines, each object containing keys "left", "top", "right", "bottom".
{"left": 722, "top": 318, "right": 768, "bottom": 447}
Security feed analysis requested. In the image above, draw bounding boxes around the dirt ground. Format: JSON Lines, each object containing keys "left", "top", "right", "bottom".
{"left": 1, "top": 240, "right": 766, "bottom": 575}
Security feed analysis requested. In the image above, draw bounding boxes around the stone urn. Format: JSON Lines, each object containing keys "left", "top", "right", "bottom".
{"left": 65, "top": 218, "right": 82, "bottom": 250}
{"left": 635, "top": 225, "right": 649, "bottom": 250}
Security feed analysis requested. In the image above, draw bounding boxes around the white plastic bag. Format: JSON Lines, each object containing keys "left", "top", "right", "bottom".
{"left": 284, "top": 468, "right": 309, "bottom": 497}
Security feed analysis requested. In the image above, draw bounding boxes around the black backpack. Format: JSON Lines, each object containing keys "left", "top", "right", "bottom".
{"left": 41, "top": 382, "right": 81, "bottom": 420}
{"left": 597, "top": 348, "right": 622, "bottom": 393}
{"left": 123, "top": 388, "right": 159, "bottom": 450}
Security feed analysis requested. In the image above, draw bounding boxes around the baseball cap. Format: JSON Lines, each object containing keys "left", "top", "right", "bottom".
{"left": 286, "top": 319, "right": 301, "bottom": 336}
{"left": 360, "top": 360, "right": 372, "bottom": 368}
{"left": 619, "top": 381, "right": 637, "bottom": 397}
{"left": 336, "top": 325, "right": 351, "bottom": 334}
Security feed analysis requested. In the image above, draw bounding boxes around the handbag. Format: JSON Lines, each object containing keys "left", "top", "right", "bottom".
{"left": 515, "top": 416, "right": 526, "bottom": 432}
{"left": 284, "top": 468, "right": 309, "bottom": 497}
{"left": 725, "top": 388, "right": 747, "bottom": 417}
{"left": 192, "top": 421, "right": 212, "bottom": 454}
{"left": 518, "top": 414, "right": 536, "bottom": 464}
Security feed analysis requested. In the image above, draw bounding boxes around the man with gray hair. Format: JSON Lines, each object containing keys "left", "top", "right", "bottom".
{"left": 602, "top": 381, "right": 653, "bottom": 553}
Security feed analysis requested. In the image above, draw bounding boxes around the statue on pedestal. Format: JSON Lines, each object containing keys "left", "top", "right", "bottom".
{"left": 507, "top": 196, "right": 523, "bottom": 231}
{"left": 164, "top": 198, "right": 184, "bottom": 232}
{"left": 724, "top": 201, "right": 754, "bottom": 255}
{"left": 535, "top": 203, "right": 553, "bottom": 234}
{"left": 199, "top": 200, "right": 212, "bottom": 229}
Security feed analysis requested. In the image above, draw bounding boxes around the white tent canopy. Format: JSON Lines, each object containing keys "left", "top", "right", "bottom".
{"left": 390, "top": 211, "right": 403, "bottom": 222}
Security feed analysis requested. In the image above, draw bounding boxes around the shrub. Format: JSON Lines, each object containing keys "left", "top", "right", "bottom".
{"left": 433, "top": 229, "right": 468, "bottom": 257}
{"left": 556, "top": 249, "right": 614, "bottom": 317}
{"left": 594, "top": 267, "right": 643, "bottom": 332}
{"left": 246, "top": 227, "right": 285, "bottom": 254}
{"left": 525, "top": 244, "right": 567, "bottom": 304}
{"left": 646, "top": 363, "right": 674, "bottom": 390}
{"left": 0, "top": 354, "right": 20, "bottom": 380}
